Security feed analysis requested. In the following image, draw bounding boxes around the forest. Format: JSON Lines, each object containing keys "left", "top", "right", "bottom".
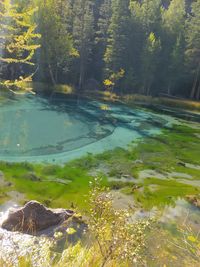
{"left": 0, "top": 0, "right": 200, "bottom": 99}
{"left": 0, "top": 1, "right": 200, "bottom": 266}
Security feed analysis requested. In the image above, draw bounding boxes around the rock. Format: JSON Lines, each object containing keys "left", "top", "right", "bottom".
{"left": 121, "top": 174, "right": 131, "bottom": 179}
{"left": 177, "top": 161, "right": 186, "bottom": 167}
{"left": 186, "top": 195, "right": 200, "bottom": 208}
{"left": 7, "top": 191, "right": 25, "bottom": 203}
{"left": 131, "top": 184, "right": 142, "bottom": 192}
{"left": 133, "top": 159, "right": 143, "bottom": 165}
{"left": 1, "top": 201, "right": 74, "bottom": 234}
{"left": 24, "top": 172, "right": 41, "bottom": 182}
{"left": 0, "top": 171, "right": 13, "bottom": 187}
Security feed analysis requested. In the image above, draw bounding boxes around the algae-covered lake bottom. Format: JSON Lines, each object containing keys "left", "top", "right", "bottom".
{"left": 0, "top": 93, "right": 179, "bottom": 163}
{"left": 0, "top": 93, "right": 200, "bottom": 266}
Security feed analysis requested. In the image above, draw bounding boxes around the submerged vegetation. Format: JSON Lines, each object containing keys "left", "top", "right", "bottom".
{"left": 0, "top": 123, "right": 200, "bottom": 209}
{"left": 0, "top": 100, "right": 200, "bottom": 266}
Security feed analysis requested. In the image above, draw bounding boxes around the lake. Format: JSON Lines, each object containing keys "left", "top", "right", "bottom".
{"left": 0, "top": 92, "right": 179, "bottom": 163}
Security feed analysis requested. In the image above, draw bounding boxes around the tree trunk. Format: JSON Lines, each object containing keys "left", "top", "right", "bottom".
{"left": 190, "top": 63, "right": 200, "bottom": 99}
{"left": 196, "top": 81, "right": 200, "bottom": 100}
{"left": 79, "top": 57, "right": 85, "bottom": 90}
{"left": 55, "top": 64, "right": 58, "bottom": 84}
{"left": 146, "top": 85, "right": 150, "bottom": 96}
{"left": 146, "top": 79, "right": 152, "bottom": 96}
{"left": 167, "top": 81, "right": 171, "bottom": 95}
{"left": 48, "top": 63, "right": 56, "bottom": 85}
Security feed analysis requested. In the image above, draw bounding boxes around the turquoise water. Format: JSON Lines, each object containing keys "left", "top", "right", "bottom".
{"left": 0, "top": 94, "right": 175, "bottom": 163}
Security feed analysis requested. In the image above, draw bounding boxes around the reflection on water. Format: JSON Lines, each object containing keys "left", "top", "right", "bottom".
{"left": 0, "top": 93, "right": 176, "bottom": 160}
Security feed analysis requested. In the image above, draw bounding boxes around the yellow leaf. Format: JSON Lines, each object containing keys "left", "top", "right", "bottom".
{"left": 100, "top": 105, "right": 110, "bottom": 111}
{"left": 103, "top": 79, "right": 114, "bottom": 87}
{"left": 66, "top": 227, "right": 76, "bottom": 235}
{"left": 188, "top": 235, "right": 197, "bottom": 243}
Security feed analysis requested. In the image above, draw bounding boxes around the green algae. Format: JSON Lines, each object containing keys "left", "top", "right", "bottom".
{"left": 132, "top": 178, "right": 200, "bottom": 209}
{"left": 0, "top": 121, "right": 200, "bottom": 211}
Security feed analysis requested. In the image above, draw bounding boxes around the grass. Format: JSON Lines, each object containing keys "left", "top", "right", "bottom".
{"left": 123, "top": 94, "right": 200, "bottom": 112}
{"left": 85, "top": 90, "right": 200, "bottom": 111}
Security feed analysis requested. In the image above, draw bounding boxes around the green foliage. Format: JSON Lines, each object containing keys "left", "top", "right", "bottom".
{"left": 37, "top": 0, "right": 78, "bottom": 84}
{"left": 0, "top": 0, "right": 40, "bottom": 91}
{"left": 104, "top": 0, "right": 130, "bottom": 77}
{"left": 141, "top": 32, "right": 161, "bottom": 94}
{"left": 185, "top": 0, "right": 200, "bottom": 99}
{"left": 72, "top": 0, "right": 95, "bottom": 89}
{"left": 103, "top": 68, "right": 125, "bottom": 93}
{"left": 0, "top": 121, "right": 200, "bottom": 212}
{"left": 161, "top": 0, "right": 186, "bottom": 94}
{"left": 88, "top": 178, "right": 151, "bottom": 266}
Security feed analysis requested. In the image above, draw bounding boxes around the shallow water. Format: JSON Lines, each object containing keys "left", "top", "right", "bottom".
{"left": 0, "top": 93, "right": 177, "bottom": 163}
{"left": 0, "top": 92, "right": 200, "bottom": 265}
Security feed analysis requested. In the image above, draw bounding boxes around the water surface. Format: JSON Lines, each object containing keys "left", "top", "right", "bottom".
{"left": 0, "top": 93, "right": 176, "bottom": 163}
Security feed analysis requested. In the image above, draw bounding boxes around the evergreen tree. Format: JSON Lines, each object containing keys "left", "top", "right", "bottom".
{"left": 129, "top": 0, "right": 162, "bottom": 92}
{"left": 0, "top": 0, "right": 198, "bottom": 98}
{"left": 161, "top": 0, "right": 186, "bottom": 95}
{"left": 185, "top": 0, "right": 200, "bottom": 99}
{"left": 104, "top": 0, "right": 130, "bottom": 78}
{"left": 130, "top": 0, "right": 162, "bottom": 34}
{"left": 72, "top": 0, "right": 94, "bottom": 89}
{"left": 94, "top": 0, "right": 111, "bottom": 81}
{"left": 141, "top": 32, "right": 161, "bottom": 95}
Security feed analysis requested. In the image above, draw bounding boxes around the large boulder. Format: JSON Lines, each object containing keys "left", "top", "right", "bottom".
{"left": 1, "top": 201, "right": 74, "bottom": 234}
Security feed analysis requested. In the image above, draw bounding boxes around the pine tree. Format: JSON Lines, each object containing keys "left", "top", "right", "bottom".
{"left": 0, "top": 0, "right": 40, "bottom": 91}
{"left": 72, "top": 0, "right": 94, "bottom": 89}
{"left": 185, "top": 0, "right": 200, "bottom": 99}
{"left": 130, "top": 0, "right": 162, "bottom": 34}
{"left": 161, "top": 0, "right": 186, "bottom": 95}
{"left": 94, "top": 0, "right": 111, "bottom": 81}
{"left": 104, "top": 0, "right": 130, "bottom": 77}
{"left": 129, "top": 0, "right": 162, "bottom": 92}
{"left": 141, "top": 32, "right": 161, "bottom": 95}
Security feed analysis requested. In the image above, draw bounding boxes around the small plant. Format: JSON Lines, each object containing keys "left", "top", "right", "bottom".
{"left": 88, "top": 178, "right": 151, "bottom": 267}
{"left": 170, "top": 215, "right": 200, "bottom": 262}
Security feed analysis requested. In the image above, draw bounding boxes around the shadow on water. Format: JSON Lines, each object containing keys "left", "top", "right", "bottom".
{"left": 0, "top": 87, "right": 198, "bottom": 159}
{"left": 141, "top": 103, "right": 200, "bottom": 123}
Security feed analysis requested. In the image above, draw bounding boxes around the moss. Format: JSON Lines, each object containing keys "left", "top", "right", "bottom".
{"left": 83, "top": 123, "right": 200, "bottom": 209}
{"left": 0, "top": 161, "right": 108, "bottom": 210}
{"left": 133, "top": 178, "right": 200, "bottom": 209}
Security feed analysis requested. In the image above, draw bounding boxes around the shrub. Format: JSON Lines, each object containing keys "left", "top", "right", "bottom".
{"left": 88, "top": 178, "right": 151, "bottom": 267}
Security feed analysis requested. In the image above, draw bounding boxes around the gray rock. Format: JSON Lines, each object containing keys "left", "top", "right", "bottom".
{"left": 24, "top": 172, "right": 41, "bottom": 181}
{"left": 133, "top": 159, "right": 143, "bottom": 164}
{"left": 1, "top": 201, "right": 74, "bottom": 234}
{"left": 186, "top": 195, "right": 200, "bottom": 208}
